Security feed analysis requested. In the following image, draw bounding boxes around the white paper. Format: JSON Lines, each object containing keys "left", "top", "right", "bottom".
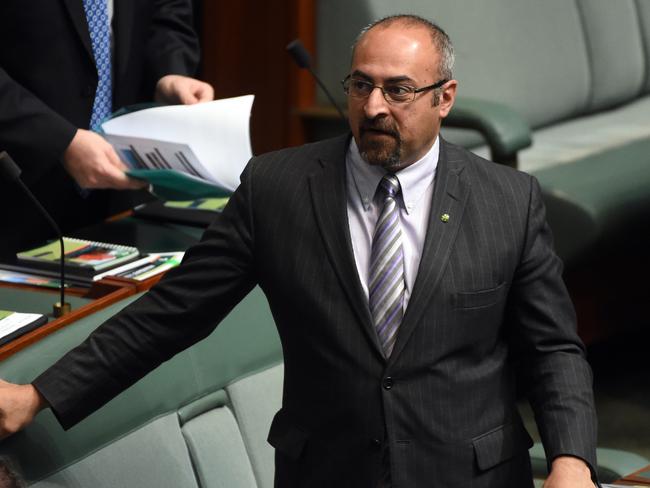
{"left": 101, "top": 95, "right": 254, "bottom": 191}
{"left": 103, "top": 134, "right": 216, "bottom": 182}
{"left": 93, "top": 252, "right": 184, "bottom": 281}
{"left": 0, "top": 312, "right": 43, "bottom": 337}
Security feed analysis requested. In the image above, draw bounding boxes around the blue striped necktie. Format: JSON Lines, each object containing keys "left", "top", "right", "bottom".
{"left": 82, "top": 0, "right": 112, "bottom": 130}
{"left": 369, "top": 174, "right": 405, "bottom": 358}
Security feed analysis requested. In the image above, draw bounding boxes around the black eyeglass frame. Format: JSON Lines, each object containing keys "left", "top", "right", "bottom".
{"left": 341, "top": 75, "right": 449, "bottom": 104}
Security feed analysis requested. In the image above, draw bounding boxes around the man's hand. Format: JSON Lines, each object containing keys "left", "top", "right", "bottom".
{"left": 0, "top": 380, "right": 47, "bottom": 439}
{"left": 543, "top": 456, "right": 596, "bottom": 488}
{"left": 154, "top": 74, "right": 214, "bottom": 105}
{"left": 62, "top": 129, "right": 148, "bottom": 190}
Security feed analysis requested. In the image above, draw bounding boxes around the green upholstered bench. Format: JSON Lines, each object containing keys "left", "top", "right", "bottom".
{"left": 0, "top": 287, "right": 647, "bottom": 486}
{"left": 0, "top": 287, "right": 283, "bottom": 488}
{"left": 311, "top": 0, "right": 650, "bottom": 265}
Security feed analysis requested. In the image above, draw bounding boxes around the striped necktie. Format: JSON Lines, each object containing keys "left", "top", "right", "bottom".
{"left": 82, "top": 0, "right": 112, "bottom": 130}
{"left": 369, "top": 174, "right": 405, "bottom": 358}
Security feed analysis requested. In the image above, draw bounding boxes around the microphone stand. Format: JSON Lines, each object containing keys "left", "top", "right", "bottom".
{"left": 0, "top": 151, "right": 71, "bottom": 317}
{"left": 286, "top": 39, "right": 347, "bottom": 121}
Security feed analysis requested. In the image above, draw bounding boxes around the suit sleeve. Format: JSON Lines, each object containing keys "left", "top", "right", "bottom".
{"left": 145, "top": 0, "right": 201, "bottom": 85}
{"left": 506, "top": 176, "right": 598, "bottom": 477}
{"left": 0, "top": 67, "right": 77, "bottom": 179}
{"left": 32, "top": 158, "right": 259, "bottom": 429}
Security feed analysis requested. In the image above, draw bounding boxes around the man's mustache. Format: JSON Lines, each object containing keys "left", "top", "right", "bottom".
{"left": 360, "top": 119, "right": 399, "bottom": 138}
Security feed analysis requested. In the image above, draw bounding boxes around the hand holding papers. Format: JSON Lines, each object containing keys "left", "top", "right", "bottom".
{"left": 101, "top": 95, "right": 254, "bottom": 200}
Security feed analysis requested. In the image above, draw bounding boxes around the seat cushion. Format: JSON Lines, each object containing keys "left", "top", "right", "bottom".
{"left": 30, "top": 414, "right": 197, "bottom": 488}
{"left": 518, "top": 95, "right": 650, "bottom": 174}
{"left": 533, "top": 135, "right": 650, "bottom": 262}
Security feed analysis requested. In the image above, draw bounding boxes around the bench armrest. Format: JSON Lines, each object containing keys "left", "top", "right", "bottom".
{"left": 446, "top": 97, "right": 532, "bottom": 167}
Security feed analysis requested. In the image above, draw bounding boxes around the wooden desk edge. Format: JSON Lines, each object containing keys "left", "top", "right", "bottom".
{"left": 0, "top": 280, "right": 137, "bottom": 361}
{"left": 613, "top": 464, "right": 650, "bottom": 485}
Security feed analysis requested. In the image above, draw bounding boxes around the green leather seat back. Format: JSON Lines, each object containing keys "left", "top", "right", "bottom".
{"left": 0, "top": 286, "right": 282, "bottom": 484}
{"left": 316, "top": 0, "right": 591, "bottom": 130}
{"left": 29, "top": 414, "right": 199, "bottom": 488}
{"left": 182, "top": 402, "right": 259, "bottom": 488}
{"left": 225, "top": 364, "right": 284, "bottom": 488}
{"left": 576, "top": 0, "right": 646, "bottom": 111}
{"left": 639, "top": 0, "right": 650, "bottom": 94}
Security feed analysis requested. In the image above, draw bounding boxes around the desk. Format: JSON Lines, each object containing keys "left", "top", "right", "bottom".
{"left": 0, "top": 213, "right": 208, "bottom": 360}
{"left": 0, "top": 282, "right": 133, "bottom": 361}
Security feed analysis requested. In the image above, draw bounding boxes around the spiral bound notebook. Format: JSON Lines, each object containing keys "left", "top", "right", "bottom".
{"left": 15, "top": 237, "right": 141, "bottom": 282}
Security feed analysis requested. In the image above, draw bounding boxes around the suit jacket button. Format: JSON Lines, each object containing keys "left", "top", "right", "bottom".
{"left": 382, "top": 377, "right": 393, "bottom": 390}
{"left": 371, "top": 438, "right": 382, "bottom": 451}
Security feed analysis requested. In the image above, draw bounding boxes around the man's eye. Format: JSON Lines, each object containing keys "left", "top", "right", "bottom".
{"left": 353, "top": 80, "right": 372, "bottom": 92}
{"left": 385, "top": 85, "right": 413, "bottom": 96}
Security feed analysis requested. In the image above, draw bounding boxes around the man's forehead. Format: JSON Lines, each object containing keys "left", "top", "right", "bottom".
{"left": 351, "top": 23, "right": 439, "bottom": 79}
{"left": 356, "top": 22, "right": 435, "bottom": 53}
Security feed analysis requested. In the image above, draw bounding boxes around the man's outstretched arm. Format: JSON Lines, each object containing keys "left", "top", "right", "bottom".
{"left": 0, "top": 157, "right": 260, "bottom": 433}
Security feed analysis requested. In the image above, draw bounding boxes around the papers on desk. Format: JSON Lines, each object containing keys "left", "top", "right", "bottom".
{"left": 0, "top": 310, "right": 48, "bottom": 346}
{"left": 0, "top": 269, "right": 64, "bottom": 289}
{"left": 102, "top": 95, "right": 254, "bottom": 200}
{"left": 93, "top": 252, "right": 184, "bottom": 281}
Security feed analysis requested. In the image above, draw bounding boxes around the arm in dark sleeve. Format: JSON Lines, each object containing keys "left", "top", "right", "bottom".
{"left": 145, "top": 0, "right": 201, "bottom": 84}
{"left": 0, "top": 67, "right": 77, "bottom": 180}
{"left": 32, "top": 158, "right": 259, "bottom": 429}
{"left": 506, "top": 176, "right": 598, "bottom": 477}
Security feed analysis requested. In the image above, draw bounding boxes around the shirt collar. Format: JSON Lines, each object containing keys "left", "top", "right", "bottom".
{"left": 347, "top": 136, "right": 440, "bottom": 214}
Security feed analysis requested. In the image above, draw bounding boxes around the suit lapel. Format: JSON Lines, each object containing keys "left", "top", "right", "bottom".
{"left": 61, "top": 0, "right": 94, "bottom": 61}
{"left": 308, "top": 136, "right": 384, "bottom": 358}
{"left": 389, "top": 139, "right": 471, "bottom": 362}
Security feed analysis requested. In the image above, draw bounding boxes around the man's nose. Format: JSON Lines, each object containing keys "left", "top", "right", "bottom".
{"left": 363, "top": 87, "right": 390, "bottom": 119}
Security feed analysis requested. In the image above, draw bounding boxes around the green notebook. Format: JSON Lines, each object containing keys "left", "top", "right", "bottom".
{"left": 16, "top": 237, "right": 140, "bottom": 282}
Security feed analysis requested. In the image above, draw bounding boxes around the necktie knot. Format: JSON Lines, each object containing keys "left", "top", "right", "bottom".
{"left": 378, "top": 174, "right": 401, "bottom": 200}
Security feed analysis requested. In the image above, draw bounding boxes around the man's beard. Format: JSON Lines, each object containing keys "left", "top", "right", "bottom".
{"left": 358, "top": 118, "right": 402, "bottom": 170}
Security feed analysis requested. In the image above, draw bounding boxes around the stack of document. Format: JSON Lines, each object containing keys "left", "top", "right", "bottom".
{"left": 101, "top": 95, "right": 254, "bottom": 200}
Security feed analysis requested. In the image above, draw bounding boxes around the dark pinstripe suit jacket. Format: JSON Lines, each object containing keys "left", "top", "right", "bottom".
{"left": 35, "top": 135, "right": 598, "bottom": 488}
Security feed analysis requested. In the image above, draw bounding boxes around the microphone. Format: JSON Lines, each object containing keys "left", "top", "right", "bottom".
{"left": 286, "top": 39, "right": 347, "bottom": 121}
{"left": 0, "top": 151, "right": 71, "bottom": 317}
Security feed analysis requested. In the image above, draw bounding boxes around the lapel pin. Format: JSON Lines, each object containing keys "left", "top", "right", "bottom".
{"left": 440, "top": 213, "right": 450, "bottom": 223}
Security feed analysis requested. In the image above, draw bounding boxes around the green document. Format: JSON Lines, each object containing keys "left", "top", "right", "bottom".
{"left": 128, "top": 169, "right": 232, "bottom": 201}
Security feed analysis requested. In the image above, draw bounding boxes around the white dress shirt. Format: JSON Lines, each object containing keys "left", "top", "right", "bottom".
{"left": 346, "top": 137, "right": 439, "bottom": 310}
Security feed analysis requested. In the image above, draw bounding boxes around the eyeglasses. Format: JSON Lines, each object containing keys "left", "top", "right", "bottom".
{"left": 341, "top": 75, "right": 448, "bottom": 104}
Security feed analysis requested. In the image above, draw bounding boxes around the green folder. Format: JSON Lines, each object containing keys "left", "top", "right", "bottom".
{"left": 127, "top": 169, "right": 232, "bottom": 201}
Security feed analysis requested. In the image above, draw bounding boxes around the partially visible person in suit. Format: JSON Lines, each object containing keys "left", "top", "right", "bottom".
{"left": 0, "top": 14, "right": 597, "bottom": 488}
{"left": 0, "top": 0, "right": 213, "bottom": 257}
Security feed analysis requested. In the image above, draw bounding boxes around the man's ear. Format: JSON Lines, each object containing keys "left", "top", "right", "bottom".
{"left": 437, "top": 80, "right": 458, "bottom": 118}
